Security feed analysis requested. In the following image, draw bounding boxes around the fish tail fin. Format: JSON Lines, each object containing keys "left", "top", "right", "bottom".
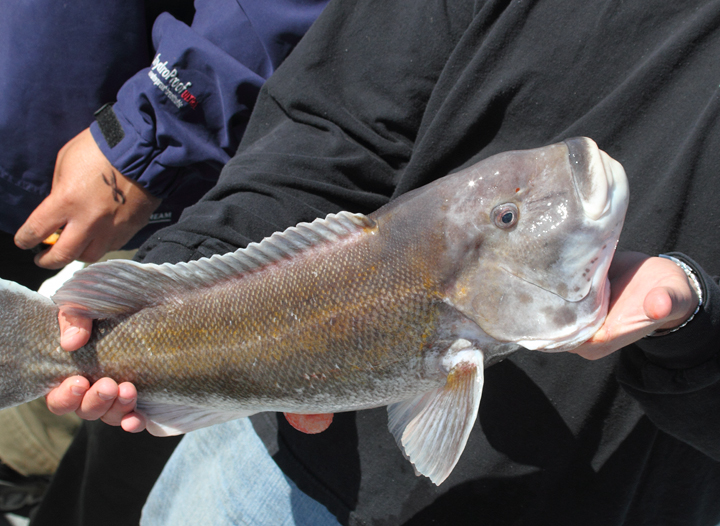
{"left": 0, "top": 278, "right": 63, "bottom": 409}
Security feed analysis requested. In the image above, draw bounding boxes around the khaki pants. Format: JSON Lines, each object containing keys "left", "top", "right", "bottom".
{"left": 0, "top": 399, "right": 81, "bottom": 476}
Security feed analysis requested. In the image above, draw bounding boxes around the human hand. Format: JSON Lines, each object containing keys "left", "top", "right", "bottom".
{"left": 571, "top": 251, "right": 700, "bottom": 360}
{"left": 46, "top": 376, "right": 146, "bottom": 432}
{"left": 15, "top": 128, "right": 161, "bottom": 269}
{"left": 52, "top": 310, "right": 334, "bottom": 433}
{"left": 46, "top": 310, "right": 146, "bottom": 432}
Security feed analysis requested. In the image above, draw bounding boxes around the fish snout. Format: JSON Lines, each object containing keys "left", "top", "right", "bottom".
{"left": 565, "top": 137, "right": 626, "bottom": 222}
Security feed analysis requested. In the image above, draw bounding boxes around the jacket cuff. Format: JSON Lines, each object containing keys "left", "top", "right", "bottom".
{"left": 90, "top": 105, "right": 176, "bottom": 199}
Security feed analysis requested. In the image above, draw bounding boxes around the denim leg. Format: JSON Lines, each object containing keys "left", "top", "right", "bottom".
{"left": 141, "top": 418, "right": 340, "bottom": 526}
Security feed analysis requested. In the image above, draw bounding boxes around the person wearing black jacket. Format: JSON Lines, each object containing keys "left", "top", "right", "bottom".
{"left": 49, "top": 0, "right": 720, "bottom": 524}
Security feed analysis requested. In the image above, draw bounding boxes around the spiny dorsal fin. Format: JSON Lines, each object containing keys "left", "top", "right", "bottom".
{"left": 53, "top": 211, "right": 376, "bottom": 318}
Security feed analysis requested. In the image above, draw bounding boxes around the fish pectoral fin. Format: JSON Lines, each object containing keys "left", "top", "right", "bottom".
{"left": 387, "top": 349, "right": 484, "bottom": 485}
{"left": 136, "top": 401, "right": 256, "bottom": 437}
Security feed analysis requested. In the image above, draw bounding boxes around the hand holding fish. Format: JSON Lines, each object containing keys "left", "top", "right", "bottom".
{"left": 47, "top": 375, "right": 146, "bottom": 430}
{"left": 571, "top": 251, "right": 701, "bottom": 360}
{"left": 45, "top": 310, "right": 146, "bottom": 431}
{"left": 14, "top": 128, "right": 161, "bottom": 269}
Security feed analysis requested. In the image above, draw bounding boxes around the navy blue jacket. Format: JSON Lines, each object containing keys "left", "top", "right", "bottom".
{"left": 0, "top": 0, "right": 326, "bottom": 246}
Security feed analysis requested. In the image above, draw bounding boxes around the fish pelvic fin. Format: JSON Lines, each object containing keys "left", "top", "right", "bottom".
{"left": 53, "top": 211, "right": 376, "bottom": 318}
{"left": 387, "top": 344, "right": 484, "bottom": 485}
{"left": 0, "top": 278, "right": 60, "bottom": 409}
{"left": 136, "top": 400, "right": 256, "bottom": 437}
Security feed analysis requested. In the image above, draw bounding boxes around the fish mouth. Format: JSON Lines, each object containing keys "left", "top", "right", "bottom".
{"left": 565, "top": 137, "right": 625, "bottom": 222}
{"left": 517, "top": 276, "right": 611, "bottom": 352}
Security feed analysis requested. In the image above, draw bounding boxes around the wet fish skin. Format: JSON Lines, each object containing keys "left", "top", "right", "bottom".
{"left": 0, "top": 137, "right": 628, "bottom": 484}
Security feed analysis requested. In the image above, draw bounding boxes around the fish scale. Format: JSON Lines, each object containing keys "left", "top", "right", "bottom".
{"left": 0, "top": 138, "right": 628, "bottom": 484}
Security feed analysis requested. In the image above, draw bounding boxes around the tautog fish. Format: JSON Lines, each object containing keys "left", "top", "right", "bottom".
{"left": 0, "top": 137, "right": 628, "bottom": 485}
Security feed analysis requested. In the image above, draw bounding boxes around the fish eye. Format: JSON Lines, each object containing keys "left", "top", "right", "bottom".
{"left": 491, "top": 203, "right": 519, "bottom": 229}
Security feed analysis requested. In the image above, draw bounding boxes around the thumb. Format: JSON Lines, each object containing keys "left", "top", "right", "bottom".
{"left": 644, "top": 284, "right": 698, "bottom": 332}
{"left": 284, "top": 413, "right": 334, "bottom": 434}
{"left": 644, "top": 287, "right": 674, "bottom": 322}
{"left": 58, "top": 309, "right": 93, "bottom": 351}
{"left": 15, "top": 196, "right": 66, "bottom": 251}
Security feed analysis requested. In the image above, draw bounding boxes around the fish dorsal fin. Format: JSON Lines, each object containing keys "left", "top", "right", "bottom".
{"left": 387, "top": 343, "right": 484, "bottom": 485}
{"left": 53, "top": 211, "right": 376, "bottom": 318}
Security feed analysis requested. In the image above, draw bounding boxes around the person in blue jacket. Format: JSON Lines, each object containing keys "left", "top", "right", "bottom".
{"left": 0, "top": 1, "right": 156, "bottom": 291}
{"left": 0, "top": 1, "right": 327, "bottom": 523}
{"left": 7, "top": 0, "right": 326, "bottom": 270}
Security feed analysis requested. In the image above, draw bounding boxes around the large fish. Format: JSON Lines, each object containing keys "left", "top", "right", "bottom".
{"left": 0, "top": 137, "right": 628, "bottom": 484}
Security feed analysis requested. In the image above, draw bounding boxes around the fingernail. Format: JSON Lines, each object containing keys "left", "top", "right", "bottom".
{"left": 118, "top": 397, "right": 134, "bottom": 405}
{"left": 98, "top": 391, "right": 116, "bottom": 401}
{"left": 71, "top": 385, "right": 86, "bottom": 396}
{"left": 64, "top": 326, "right": 80, "bottom": 339}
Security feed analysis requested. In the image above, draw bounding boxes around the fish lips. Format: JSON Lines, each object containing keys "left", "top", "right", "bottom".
{"left": 561, "top": 137, "right": 629, "bottom": 302}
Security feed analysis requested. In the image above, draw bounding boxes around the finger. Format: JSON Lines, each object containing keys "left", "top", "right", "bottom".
{"left": 46, "top": 376, "right": 90, "bottom": 415}
{"left": 283, "top": 413, "right": 334, "bottom": 434}
{"left": 58, "top": 309, "right": 93, "bottom": 351}
{"left": 77, "top": 235, "right": 122, "bottom": 264}
{"left": 76, "top": 378, "right": 120, "bottom": 420}
{"left": 644, "top": 283, "right": 698, "bottom": 332}
{"left": 34, "top": 224, "right": 92, "bottom": 269}
{"left": 121, "top": 413, "right": 147, "bottom": 433}
{"left": 571, "top": 348, "right": 614, "bottom": 361}
{"left": 100, "top": 382, "right": 138, "bottom": 426}
{"left": 571, "top": 321, "right": 631, "bottom": 361}
{"left": 14, "top": 198, "right": 66, "bottom": 251}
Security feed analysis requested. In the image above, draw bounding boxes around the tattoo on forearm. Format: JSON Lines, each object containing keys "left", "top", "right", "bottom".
{"left": 102, "top": 172, "right": 126, "bottom": 204}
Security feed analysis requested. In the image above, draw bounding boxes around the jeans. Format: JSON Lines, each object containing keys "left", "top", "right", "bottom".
{"left": 141, "top": 418, "right": 340, "bottom": 526}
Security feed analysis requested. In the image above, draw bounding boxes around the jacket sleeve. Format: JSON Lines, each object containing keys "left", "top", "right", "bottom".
{"left": 617, "top": 254, "right": 720, "bottom": 460}
{"left": 89, "top": 0, "right": 328, "bottom": 199}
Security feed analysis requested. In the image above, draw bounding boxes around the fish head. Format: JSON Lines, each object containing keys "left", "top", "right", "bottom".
{"left": 443, "top": 137, "right": 629, "bottom": 351}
